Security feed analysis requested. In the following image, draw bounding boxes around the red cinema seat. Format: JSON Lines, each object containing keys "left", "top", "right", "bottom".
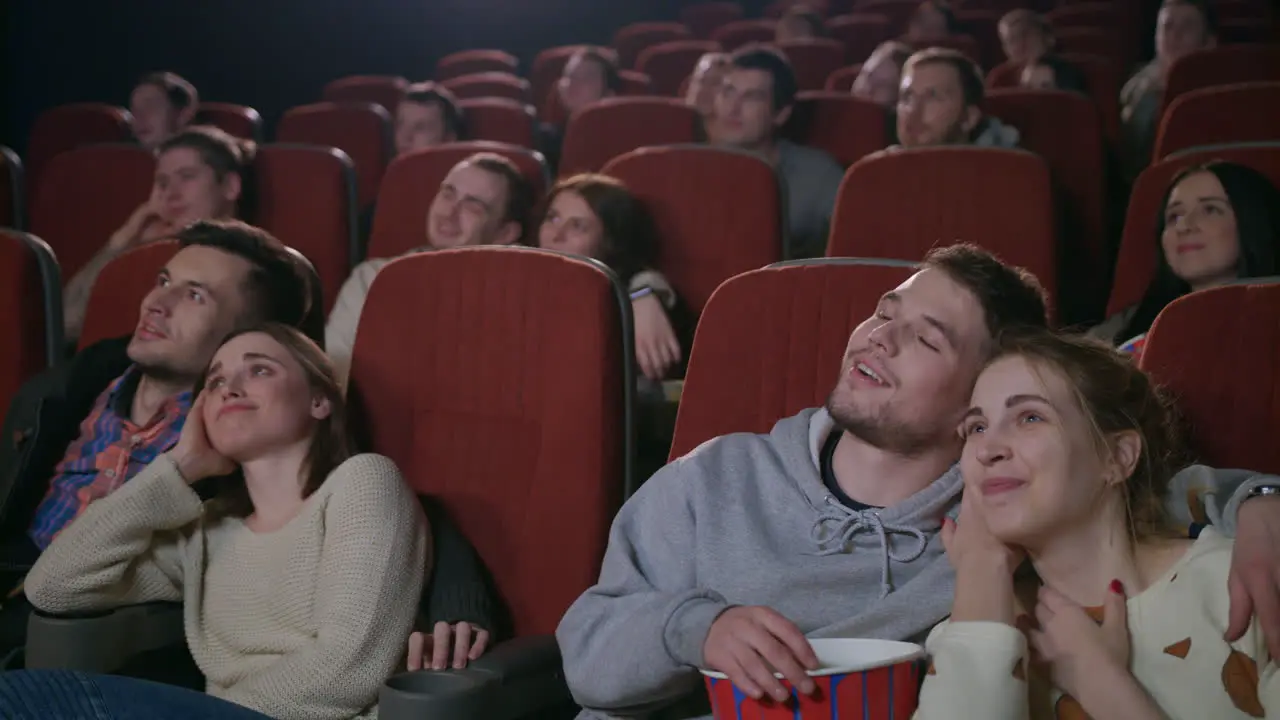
{"left": 440, "top": 73, "right": 532, "bottom": 103}
{"left": 779, "top": 39, "right": 848, "bottom": 90}
{"left": 985, "top": 88, "right": 1107, "bottom": 319}
{"left": 826, "top": 14, "right": 894, "bottom": 63}
{"left": 0, "top": 230, "right": 62, "bottom": 416}
{"left": 368, "top": 142, "right": 549, "bottom": 260}
{"left": 349, "top": 247, "right": 630, "bottom": 649}
{"left": 195, "top": 103, "right": 264, "bottom": 142}
{"left": 29, "top": 144, "right": 155, "bottom": 282}
{"left": 531, "top": 46, "right": 588, "bottom": 122}
{"left": 1141, "top": 281, "right": 1280, "bottom": 474}
{"left": 78, "top": 241, "right": 179, "bottom": 350}
{"left": 322, "top": 75, "right": 408, "bottom": 114}
{"left": 784, "top": 92, "right": 890, "bottom": 167}
{"left": 855, "top": 1, "right": 918, "bottom": 34}
{"left": 711, "top": 19, "right": 778, "bottom": 50}
{"left": 987, "top": 54, "right": 1121, "bottom": 144}
{"left": 1163, "top": 45, "right": 1280, "bottom": 114}
{"left": 1106, "top": 142, "right": 1280, "bottom": 318}
{"left": 253, "top": 144, "right": 358, "bottom": 313}
{"left": 670, "top": 258, "right": 918, "bottom": 459}
{"left": 618, "top": 70, "right": 654, "bottom": 96}
{"left": 637, "top": 41, "right": 723, "bottom": 97}
{"left": 277, "top": 102, "right": 392, "bottom": 209}
{"left": 458, "top": 99, "right": 537, "bottom": 148}
{"left": 681, "top": 2, "right": 746, "bottom": 40}
{"left": 435, "top": 50, "right": 519, "bottom": 82}
{"left": 1054, "top": 28, "right": 1130, "bottom": 71}
{"left": 614, "top": 22, "right": 694, "bottom": 69}
{"left": 558, "top": 98, "right": 699, "bottom": 177}
{"left": 827, "top": 147, "right": 1059, "bottom": 314}
{"left": 602, "top": 145, "right": 783, "bottom": 314}
{"left": 26, "top": 104, "right": 132, "bottom": 195}
{"left": 1153, "top": 82, "right": 1280, "bottom": 160}
{"left": 1, "top": 146, "right": 23, "bottom": 229}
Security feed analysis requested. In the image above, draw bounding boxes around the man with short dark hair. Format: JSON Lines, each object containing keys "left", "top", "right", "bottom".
{"left": 539, "top": 46, "right": 621, "bottom": 171}
{"left": 998, "top": 9, "right": 1054, "bottom": 66}
{"left": 325, "top": 152, "right": 535, "bottom": 383}
{"left": 1121, "top": 0, "right": 1217, "bottom": 178}
{"left": 896, "top": 47, "right": 1020, "bottom": 148}
{"left": 130, "top": 72, "right": 199, "bottom": 151}
{"left": 708, "top": 45, "right": 844, "bottom": 259}
{"left": 775, "top": 6, "right": 825, "bottom": 43}
{"left": 557, "top": 243, "right": 1280, "bottom": 719}
{"left": 0, "top": 219, "right": 313, "bottom": 650}
{"left": 394, "top": 82, "right": 464, "bottom": 156}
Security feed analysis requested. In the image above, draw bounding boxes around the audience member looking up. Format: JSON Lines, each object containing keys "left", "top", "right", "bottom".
{"left": 775, "top": 6, "right": 825, "bottom": 43}
{"left": 63, "top": 125, "right": 255, "bottom": 347}
{"left": 896, "top": 48, "right": 1020, "bottom": 149}
{"left": 540, "top": 46, "right": 620, "bottom": 170}
{"left": 393, "top": 82, "right": 463, "bottom": 157}
{"left": 917, "top": 330, "right": 1277, "bottom": 719}
{"left": 536, "top": 174, "right": 694, "bottom": 383}
{"left": 906, "top": 0, "right": 957, "bottom": 45}
{"left": 556, "top": 243, "right": 1280, "bottom": 718}
{"left": 1020, "top": 54, "right": 1088, "bottom": 93}
{"left": 1091, "top": 162, "right": 1280, "bottom": 356}
{"left": 998, "top": 10, "right": 1054, "bottom": 66}
{"left": 684, "top": 52, "right": 730, "bottom": 132}
{"left": 0, "top": 220, "right": 312, "bottom": 652}
{"left": 326, "top": 153, "right": 536, "bottom": 384}
{"left": 1121, "top": 0, "right": 1217, "bottom": 178}
{"left": 852, "top": 40, "right": 913, "bottom": 106}
{"left": 130, "top": 72, "right": 198, "bottom": 151}
{"left": 10, "top": 324, "right": 427, "bottom": 719}
{"left": 707, "top": 45, "right": 843, "bottom": 259}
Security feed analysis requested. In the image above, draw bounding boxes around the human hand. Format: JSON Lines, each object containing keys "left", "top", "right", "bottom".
{"left": 406, "top": 621, "right": 490, "bottom": 671}
{"left": 1226, "top": 495, "right": 1280, "bottom": 659}
{"left": 632, "top": 293, "right": 681, "bottom": 382}
{"left": 171, "top": 391, "right": 236, "bottom": 483}
{"left": 703, "top": 606, "right": 819, "bottom": 703}
{"left": 1029, "top": 583, "right": 1130, "bottom": 700}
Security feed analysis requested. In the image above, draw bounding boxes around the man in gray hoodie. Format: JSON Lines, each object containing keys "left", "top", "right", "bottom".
{"left": 556, "top": 244, "right": 1280, "bottom": 719}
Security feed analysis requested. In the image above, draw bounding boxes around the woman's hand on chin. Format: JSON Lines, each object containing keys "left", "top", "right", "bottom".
{"left": 942, "top": 490, "right": 1023, "bottom": 624}
{"left": 172, "top": 390, "right": 237, "bottom": 484}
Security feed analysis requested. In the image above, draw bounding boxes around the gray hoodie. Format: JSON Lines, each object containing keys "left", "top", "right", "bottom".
{"left": 557, "top": 408, "right": 1270, "bottom": 719}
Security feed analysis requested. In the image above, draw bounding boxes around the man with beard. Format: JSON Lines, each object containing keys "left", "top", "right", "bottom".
{"left": 556, "top": 243, "right": 1280, "bottom": 719}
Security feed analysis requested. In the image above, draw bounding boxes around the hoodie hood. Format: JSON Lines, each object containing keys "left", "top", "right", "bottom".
{"left": 972, "top": 115, "right": 1022, "bottom": 148}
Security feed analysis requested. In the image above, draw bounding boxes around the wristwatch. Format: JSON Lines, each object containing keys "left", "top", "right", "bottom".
{"left": 1245, "top": 484, "right": 1280, "bottom": 500}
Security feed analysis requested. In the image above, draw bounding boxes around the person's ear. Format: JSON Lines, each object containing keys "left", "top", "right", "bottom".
{"left": 1107, "top": 430, "right": 1142, "bottom": 487}
{"left": 961, "top": 104, "right": 982, "bottom": 135}
{"left": 176, "top": 104, "right": 198, "bottom": 129}
{"left": 772, "top": 104, "right": 793, "bottom": 129}
{"left": 310, "top": 394, "right": 332, "bottom": 421}
{"left": 495, "top": 221, "right": 522, "bottom": 246}
{"left": 221, "top": 172, "right": 243, "bottom": 205}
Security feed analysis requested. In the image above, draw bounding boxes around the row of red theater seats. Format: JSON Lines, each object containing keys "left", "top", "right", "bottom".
{"left": 5, "top": 136, "right": 1280, "bottom": 421}
{"left": 13, "top": 245, "right": 1278, "bottom": 646}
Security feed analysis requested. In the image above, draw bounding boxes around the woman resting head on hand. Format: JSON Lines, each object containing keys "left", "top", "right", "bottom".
{"left": 920, "top": 329, "right": 1278, "bottom": 720}
{"left": 13, "top": 324, "right": 428, "bottom": 720}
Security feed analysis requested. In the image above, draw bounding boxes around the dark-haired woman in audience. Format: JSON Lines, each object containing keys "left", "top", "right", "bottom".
{"left": 906, "top": 0, "right": 957, "bottom": 45}
{"left": 1019, "top": 54, "right": 1088, "bottom": 94}
{"left": 1, "top": 324, "right": 426, "bottom": 719}
{"left": 537, "top": 174, "right": 694, "bottom": 384}
{"left": 917, "top": 329, "right": 1280, "bottom": 718}
{"left": 63, "top": 125, "right": 254, "bottom": 346}
{"left": 1091, "top": 161, "right": 1280, "bottom": 358}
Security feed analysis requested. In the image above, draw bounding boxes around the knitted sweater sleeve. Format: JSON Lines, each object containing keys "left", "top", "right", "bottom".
{"left": 220, "top": 454, "right": 429, "bottom": 719}
{"left": 24, "top": 453, "right": 199, "bottom": 613}
{"left": 417, "top": 496, "right": 502, "bottom": 636}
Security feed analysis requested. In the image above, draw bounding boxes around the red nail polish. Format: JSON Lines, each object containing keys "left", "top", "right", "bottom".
{"left": 1109, "top": 579, "right": 1125, "bottom": 595}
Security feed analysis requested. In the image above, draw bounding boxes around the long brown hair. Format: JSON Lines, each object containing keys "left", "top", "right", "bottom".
{"left": 990, "top": 328, "right": 1187, "bottom": 540}
{"left": 199, "top": 323, "right": 353, "bottom": 518}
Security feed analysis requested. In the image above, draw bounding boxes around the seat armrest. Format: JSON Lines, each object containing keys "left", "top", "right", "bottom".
{"left": 25, "top": 601, "right": 185, "bottom": 673}
{"left": 381, "top": 634, "right": 571, "bottom": 720}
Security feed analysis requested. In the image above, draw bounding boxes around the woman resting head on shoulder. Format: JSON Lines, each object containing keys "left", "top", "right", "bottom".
{"left": 1095, "top": 161, "right": 1280, "bottom": 358}
{"left": 15, "top": 324, "right": 428, "bottom": 720}
{"left": 537, "top": 173, "right": 694, "bottom": 382}
{"left": 917, "top": 329, "right": 1278, "bottom": 720}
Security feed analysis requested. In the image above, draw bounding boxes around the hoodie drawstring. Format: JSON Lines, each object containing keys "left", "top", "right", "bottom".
{"left": 809, "top": 497, "right": 929, "bottom": 598}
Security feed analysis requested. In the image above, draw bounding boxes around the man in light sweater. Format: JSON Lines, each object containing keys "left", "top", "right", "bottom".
{"left": 325, "top": 152, "right": 536, "bottom": 386}
{"left": 556, "top": 244, "right": 1280, "bottom": 719}
{"left": 707, "top": 46, "right": 844, "bottom": 260}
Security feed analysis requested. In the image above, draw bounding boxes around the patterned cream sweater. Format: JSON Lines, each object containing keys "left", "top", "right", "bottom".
{"left": 25, "top": 452, "right": 429, "bottom": 720}
{"left": 915, "top": 529, "right": 1277, "bottom": 719}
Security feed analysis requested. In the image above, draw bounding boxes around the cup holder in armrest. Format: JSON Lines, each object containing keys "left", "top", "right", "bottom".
{"left": 380, "top": 670, "right": 498, "bottom": 720}
{"left": 25, "top": 602, "right": 186, "bottom": 672}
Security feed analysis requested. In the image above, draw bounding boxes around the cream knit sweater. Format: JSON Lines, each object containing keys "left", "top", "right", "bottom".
{"left": 25, "top": 452, "right": 429, "bottom": 720}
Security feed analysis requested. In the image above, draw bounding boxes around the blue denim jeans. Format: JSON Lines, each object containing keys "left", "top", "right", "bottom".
{"left": 0, "top": 670, "right": 273, "bottom": 719}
